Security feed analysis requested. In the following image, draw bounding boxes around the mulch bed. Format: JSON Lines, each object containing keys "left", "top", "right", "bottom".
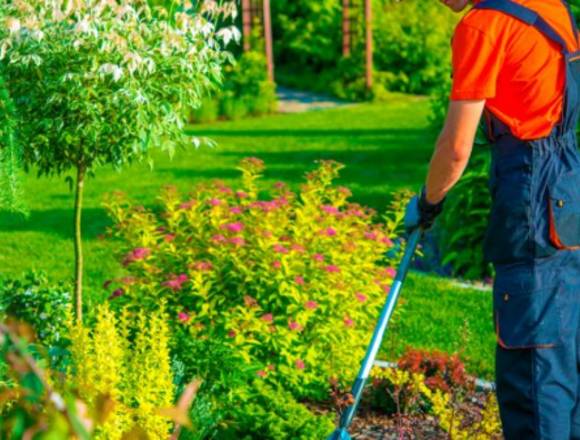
{"left": 310, "top": 390, "right": 503, "bottom": 440}
{"left": 350, "top": 413, "right": 447, "bottom": 439}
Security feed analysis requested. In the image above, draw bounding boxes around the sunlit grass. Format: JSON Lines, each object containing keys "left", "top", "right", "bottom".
{"left": 0, "top": 95, "right": 495, "bottom": 377}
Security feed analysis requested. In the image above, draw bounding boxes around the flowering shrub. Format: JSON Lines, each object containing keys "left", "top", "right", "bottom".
{"left": 105, "top": 158, "right": 407, "bottom": 400}
{"left": 68, "top": 304, "right": 175, "bottom": 438}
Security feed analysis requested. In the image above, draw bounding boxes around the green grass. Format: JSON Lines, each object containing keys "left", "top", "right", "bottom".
{"left": 385, "top": 273, "right": 495, "bottom": 380}
{"left": 0, "top": 93, "right": 495, "bottom": 377}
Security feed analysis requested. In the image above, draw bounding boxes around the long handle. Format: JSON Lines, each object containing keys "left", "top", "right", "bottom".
{"left": 337, "top": 228, "right": 421, "bottom": 430}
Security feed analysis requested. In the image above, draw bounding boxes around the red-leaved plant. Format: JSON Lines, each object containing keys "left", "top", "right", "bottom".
{"left": 398, "top": 348, "right": 472, "bottom": 393}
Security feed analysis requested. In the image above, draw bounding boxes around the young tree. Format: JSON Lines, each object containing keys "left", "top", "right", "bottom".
{"left": 0, "top": 0, "right": 238, "bottom": 321}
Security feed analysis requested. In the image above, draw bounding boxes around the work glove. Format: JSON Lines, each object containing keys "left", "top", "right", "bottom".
{"left": 404, "top": 187, "right": 445, "bottom": 232}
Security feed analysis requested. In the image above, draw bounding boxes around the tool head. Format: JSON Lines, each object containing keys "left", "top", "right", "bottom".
{"left": 327, "top": 428, "right": 352, "bottom": 440}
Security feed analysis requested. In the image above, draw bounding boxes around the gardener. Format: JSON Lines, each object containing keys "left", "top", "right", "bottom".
{"left": 405, "top": 0, "right": 580, "bottom": 438}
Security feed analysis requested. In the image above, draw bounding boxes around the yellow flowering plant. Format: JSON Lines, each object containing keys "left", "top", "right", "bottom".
{"left": 68, "top": 304, "right": 175, "bottom": 439}
{"left": 105, "top": 158, "right": 408, "bottom": 401}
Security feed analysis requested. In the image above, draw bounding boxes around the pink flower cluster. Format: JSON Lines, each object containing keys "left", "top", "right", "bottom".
{"left": 192, "top": 261, "right": 213, "bottom": 271}
{"left": 324, "top": 265, "right": 341, "bottom": 274}
{"left": 262, "top": 313, "right": 274, "bottom": 322}
{"left": 163, "top": 274, "right": 188, "bottom": 291}
{"left": 223, "top": 222, "right": 244, "bottom": 233}
{"left": 273, "top": 243, "right": 289, "bottom": 254}
{"left": 288, "top": 321, "right": 302, "bottom": 331}
{"left": 324, "top": 227, "right": 337, "bottom": 237}
{"left": 344, "top": 316, "right": 354, "bottom": 327}
{"left": 230, "top": 237, "right": 246, "bottom": 247}
{"left": 122, "top": 247, "right": 150, "bottom": 266}
{"left": 305, "top": 300, "right": 318, "bottom": 310}
{"left": 291, "top": 244, "right": 306, "bottom": 253}
{"left": 321, "top": 205, "right": 339, "bottom": 215}
{"left": 178, "top": 312, "right": 190, "bottom": 323}
{"left": 355, "top": 292, "right": 367, "bottom": 303}
{"left": 179, "top": 199, "right": 196, "bottom": 210}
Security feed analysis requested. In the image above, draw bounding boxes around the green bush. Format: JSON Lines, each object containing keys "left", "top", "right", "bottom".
{"left": 272, "top": 0, "right": 458, "bottom": 98}
{"left": 191, "top": 51, "right": 277, "bottom": 123}
{"left": 221, "top": 95, "right": 250, "bottom": 121}
{"left": 374, "top": 0, "right": 458, "bottom": 95}
{"left": 218, "top": 380, "right": 335, "bottom": 440}
{"left": 104, "top": 159, "right": 407, "bottom": 401}
{"left": 272, "top": 0, "right": 342, "bottom": 70}
{"left": 437, "top": 147, "right": 493, "bottom": 280}
{"left": 0, "top": 272, "right": 70, "bottom": 347}
{"left": 191, "top": 97, "right": 220, "bottom": 124}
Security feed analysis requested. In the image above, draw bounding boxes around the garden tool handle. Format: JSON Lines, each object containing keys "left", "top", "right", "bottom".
{"left": 337, "top": 227, "right": 421, "bottom": 430}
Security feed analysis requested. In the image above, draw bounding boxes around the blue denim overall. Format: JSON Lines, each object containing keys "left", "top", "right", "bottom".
{"left": 473, "top": 1, "right": 580, "bottom": 438}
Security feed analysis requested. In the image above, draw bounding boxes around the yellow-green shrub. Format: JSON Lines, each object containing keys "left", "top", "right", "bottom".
{"left": 69, "top": 305, "right": 174, "bottom": 439}
{"left": 105, "top": 159, "right": 406, "bottom": 400}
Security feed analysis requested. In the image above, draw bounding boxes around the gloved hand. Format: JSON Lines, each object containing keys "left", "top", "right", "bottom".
{"left": 404, "top": 187, "right": 445, "bottom": 232}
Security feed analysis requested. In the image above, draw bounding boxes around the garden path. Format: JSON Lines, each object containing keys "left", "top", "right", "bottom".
{"left": 276, "top": 86, "right": 353, "bottom": 113}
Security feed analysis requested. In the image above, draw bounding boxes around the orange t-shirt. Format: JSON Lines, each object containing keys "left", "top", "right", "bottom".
{"left": 451, "top": 0, "right": 579, "bottom": 140}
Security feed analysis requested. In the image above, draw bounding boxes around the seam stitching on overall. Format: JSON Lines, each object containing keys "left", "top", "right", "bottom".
{"left": 531, "top": 349, "right": 542, "bottom": 439}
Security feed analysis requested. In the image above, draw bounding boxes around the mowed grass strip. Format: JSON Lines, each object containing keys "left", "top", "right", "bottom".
{"left": 0, "top": 94, "right": 495, "bottom": 377}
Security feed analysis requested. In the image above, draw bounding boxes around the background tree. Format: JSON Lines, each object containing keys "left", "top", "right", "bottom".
{"left": 0, "top": 0, "right": 237, "bottom": 321}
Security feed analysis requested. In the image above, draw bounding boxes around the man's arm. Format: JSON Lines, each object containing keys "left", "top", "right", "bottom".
{"left": 424, "top": 99, "right": 486, "bottom": 204}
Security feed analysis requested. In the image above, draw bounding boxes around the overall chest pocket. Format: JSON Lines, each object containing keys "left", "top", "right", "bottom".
{"left": 548, "top": 169, "right": 580, "bottom": 250}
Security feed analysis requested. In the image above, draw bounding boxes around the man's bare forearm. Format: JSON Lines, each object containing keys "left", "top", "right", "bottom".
{"left": 425, "top": 134, "right": 473, "bottom": 204}
{"left": 423, "top": 100, "right": 485, "bottom": 205}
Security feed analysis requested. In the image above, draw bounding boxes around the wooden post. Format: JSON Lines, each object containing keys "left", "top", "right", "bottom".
{"left": 342, "top": 0, "right": 351, "bottom": 57}
{"left": 242, "top": 0, "right": 251, "bottom": 52}
{"left": 365, "top": 0, "right": 373, "bottom": 90}
{"left": 263, "top": 0, "right": 275, "bottom": 82}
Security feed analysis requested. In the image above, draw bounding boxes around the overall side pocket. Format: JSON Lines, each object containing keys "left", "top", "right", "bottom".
{"left": 493, "top": 275, "right": 561, "bottom": 349}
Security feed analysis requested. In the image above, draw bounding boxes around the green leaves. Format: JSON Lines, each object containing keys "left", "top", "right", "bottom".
{"left": 0, "top": 0, "right": 233, "bottom": 177}
{"left": 437, "top": 149, "right": 493, "bottom": 280}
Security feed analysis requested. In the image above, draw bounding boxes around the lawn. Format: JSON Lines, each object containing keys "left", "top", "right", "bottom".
{"left": 0, "top": 93, "right": 495, "bottom": 377}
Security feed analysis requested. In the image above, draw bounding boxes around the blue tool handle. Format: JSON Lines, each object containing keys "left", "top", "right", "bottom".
{"left": 338, "top": 228, "right": 421, "bottom": 430}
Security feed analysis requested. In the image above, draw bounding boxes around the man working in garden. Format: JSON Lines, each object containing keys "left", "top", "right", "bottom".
{"left": 405, "top": 0, "right": 580, "bottom": 438}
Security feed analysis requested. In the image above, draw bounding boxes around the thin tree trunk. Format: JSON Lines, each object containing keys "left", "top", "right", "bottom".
{"left": 263, "top": 0, "right": 275, "bottom": 82}
{"left": 365, "top": 0, "right": 373, "bottom": 90}
{"left": 74, "top": 164, "right": 85, "bottom": 322}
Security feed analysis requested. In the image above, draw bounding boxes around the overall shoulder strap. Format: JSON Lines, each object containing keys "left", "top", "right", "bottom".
{"left": 474, "top": 0, "right": 570, "bottom": 53}
{"left": 560, "top": 0, "right": 579, "bottom": 46}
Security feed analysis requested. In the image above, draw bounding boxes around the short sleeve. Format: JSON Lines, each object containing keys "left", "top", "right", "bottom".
{"left": 451, "top": 22, "right": 503, "bottom": 101}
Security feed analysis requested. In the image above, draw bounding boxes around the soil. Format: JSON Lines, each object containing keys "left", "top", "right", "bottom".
{"left": 311, "top": 390, "right": 503, "bottom": 440}
{"left": 350, "top": 413, "right": 447, "bottom": 439}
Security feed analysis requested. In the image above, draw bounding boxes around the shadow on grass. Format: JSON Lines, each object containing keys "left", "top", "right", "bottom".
{"left": 159, "top": 146, "right": 432, "bottom": 208}
{"left": 0, "top": 207, "right": 112, "bottom": 240}
{"left": 187, "top": 128, "right": 433, "bottom": 139}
